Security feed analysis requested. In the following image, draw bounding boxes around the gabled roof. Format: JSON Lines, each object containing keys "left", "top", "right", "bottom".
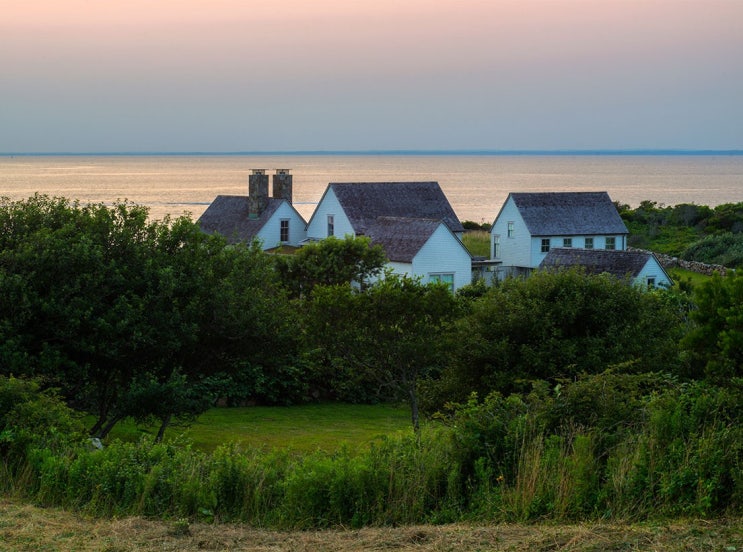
{"left": 328, "top": 182, "right": 465, "bottom": 235}
{"left": 197, "top": 196, "right": 305, "bottom": 244}
{"left": 508, "top": 192, "right": 628, "bottom": 236}
{"left": 540, "top": 247, "right": 669, "bottom": 281}
{"left": 366, "top": 217, "right": 447, "bottom": 263}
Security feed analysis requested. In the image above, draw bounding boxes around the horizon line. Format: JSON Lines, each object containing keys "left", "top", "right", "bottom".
{"left": 2, "top": 148, "right": 743, "bottom": 157}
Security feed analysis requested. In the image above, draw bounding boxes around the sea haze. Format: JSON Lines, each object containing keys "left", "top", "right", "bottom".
{"left": 1, "top": 154, "right": 742, "bottom": 223}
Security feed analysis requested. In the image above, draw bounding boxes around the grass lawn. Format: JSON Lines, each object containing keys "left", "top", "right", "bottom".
{"left": 104, "top": 403, "right": 414, "bottom": 453}
{"left": 668, "top": 267, "right": 714, "bottom": 288}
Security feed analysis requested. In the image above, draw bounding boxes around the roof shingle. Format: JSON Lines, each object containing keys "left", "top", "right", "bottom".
{"left": 540, "top": 247, "right": 655, "bottom": 278}
{"left": 330, "top": 182, "right": 464, "bottom": 235}
{"left": 366, "top": 216, "right": 442, "bottom": 263}
{"left": 197, "top": 196, "right": 283, "bottom": 244}
{"left": 510, "top": 192, "right": 628, "bottom": 236}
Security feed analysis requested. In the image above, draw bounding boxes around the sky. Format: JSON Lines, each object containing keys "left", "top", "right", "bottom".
{"left": 2, "top": 0, "right": 742, "bottom": 153}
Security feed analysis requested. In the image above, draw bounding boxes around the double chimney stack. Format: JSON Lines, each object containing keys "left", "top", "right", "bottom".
{"left": 248, "top": 169, "right": 292, "bottom": 218}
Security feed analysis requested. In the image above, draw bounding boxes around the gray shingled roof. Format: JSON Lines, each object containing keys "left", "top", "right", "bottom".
{"left": 329, "top": 182, "right": 465, "bottom": 235}
{"left": 510, "top": 192, "right": 628, "bottom": 236}
{"left": 365, "top": 216, "right": 442, "bottom": 263}
{"left": 197, "top": 195, "right": 282, "bottom": 244}
{"left": 540, "top": 248, "right": 655, "bottom": 279}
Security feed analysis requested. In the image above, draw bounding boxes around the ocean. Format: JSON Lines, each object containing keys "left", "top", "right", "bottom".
{"left": 1, "top": 154, "right": 742, "bottom": 224}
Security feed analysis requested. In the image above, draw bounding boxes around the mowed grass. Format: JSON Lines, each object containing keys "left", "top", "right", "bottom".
{"left": 668, "top": 266, "right": 715, "bottom": 288}
{"left": 104, "top": 403, "right": 413, "bottom": 453}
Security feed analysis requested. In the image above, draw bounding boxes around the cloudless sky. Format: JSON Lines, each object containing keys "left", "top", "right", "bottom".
{"left": 2, "top": 0, "right": 742, "bottom": 153}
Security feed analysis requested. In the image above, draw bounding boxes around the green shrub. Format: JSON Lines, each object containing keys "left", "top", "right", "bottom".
{"left": 682, "top": 232, "right": 743, "bottom": 268}
{"left": 0, "top": 376, "right": 85, "bottom": 471}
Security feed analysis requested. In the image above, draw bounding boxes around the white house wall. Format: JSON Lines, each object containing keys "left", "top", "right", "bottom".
{"left": 306, "top": 187, "right": 355, "bottom": 239}
{"left": 412, "top": 224, "right": 472, "bottom": 291}
{"left": 635, "top": 257, "right": 672, "bottom": 288}
{"left": 255, "top": 202, "right": 307, "bottom": 248}
{"left": 530, "top": 235, "right": 629, "bottom": 268}
{"left": 492, "top": 197, "right": 531, "bottom": 268}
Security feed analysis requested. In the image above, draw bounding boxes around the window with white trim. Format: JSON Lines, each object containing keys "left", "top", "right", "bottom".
{"left": 606, "top": 236, "right": 616, "bottom": 250}
{"left": 493, "top": 234, "right": 500, "bottom": 258}
{"left": 563, "top": 238, "right": 572, "bottom": 248}
{"left": 585, "top": 237, "right": 594, "bottom": 249}
{"left": 541, "top": 238, "right": 550, "bottom": 253}
{"left": 507, "top": 221, "right": 514, "bottom": 238}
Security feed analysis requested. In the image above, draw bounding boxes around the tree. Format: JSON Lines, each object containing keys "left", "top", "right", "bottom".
{"left": 430, "top": 269, "right": 683, "bottom": 404}
{"left": 682, "top": 272, "right": 743, "bottom": 384}
{"left": 0, "top": 195, "right": 302, "bottom": 441}
{"left": 274, "top": 235, "right": 387, "bottom": 298}
{"left": 304, "top": 276, "right": 456, "bottom": 432}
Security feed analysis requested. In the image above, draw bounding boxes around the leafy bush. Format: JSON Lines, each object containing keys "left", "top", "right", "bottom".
{"left": 0, "top": 376, "right": 85, "bottom": 469}
{"left": 682, "top": 232, "right": 743, "bottom": 268}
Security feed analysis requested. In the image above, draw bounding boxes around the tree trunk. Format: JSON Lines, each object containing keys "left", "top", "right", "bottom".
{"left": 407, "top": 382, "right": 420, "bottom": 435}
{"left": 97, "top": 413, "right": 123, "bottom": 439}
{"left": 89, "top": 416, "right": 105, "bottom": 437}
{"left": 155, "top": 413, "right": 172, "bottom": 444}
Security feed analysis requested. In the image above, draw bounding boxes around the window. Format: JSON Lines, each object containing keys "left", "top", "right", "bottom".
{"left": 563, "top": 238, "right": 572, "bottom": 248}
{"left": 647, "top": 276, "right": 656, "bottom": 288}
{"left": 493, "top": 234, "right": 500, "bottom": 258}
{"left": 430, "top": 273, "right": 454, "bottom": 292}
{"left": 327, "top": 215, "right": 335, "bottom": 237}
{"left": 507, "top": 221, "right": 514, "bottom": 238}
{"left": 280, "top": 219, "right": 289, "bottom": 242}
{"left": 541, "top": 238, "right": 550, "bottom": 253}
{"left": 605, "top": 236, "right": 616, "bottom": 250}
{"left": 585, "top": 237, "right": 594, "bottom": 249}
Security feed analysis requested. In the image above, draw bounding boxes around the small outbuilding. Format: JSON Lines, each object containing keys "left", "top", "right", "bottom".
{"left": 539, "top": 247, "right": 673, "bottom": 288}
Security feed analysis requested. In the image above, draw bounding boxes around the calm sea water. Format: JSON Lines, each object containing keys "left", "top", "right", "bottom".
{"left": 1, "top": 155, "right": 742, "bottom": 223}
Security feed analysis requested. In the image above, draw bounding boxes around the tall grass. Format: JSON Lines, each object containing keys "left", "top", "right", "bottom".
{"left": 4, "top": 378, "right": 742, "bottom": 527}
{"left": 461, "top": 231, "right": 490, "bottom": 257}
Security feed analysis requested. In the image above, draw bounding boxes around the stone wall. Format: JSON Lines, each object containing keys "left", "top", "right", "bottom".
{"left": 628, "top": 247, "right": 728, "bottom": 276}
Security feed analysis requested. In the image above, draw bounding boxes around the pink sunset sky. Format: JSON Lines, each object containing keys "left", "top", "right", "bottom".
{"left": 2, "top": 0, "right": 742, "bottom": 152}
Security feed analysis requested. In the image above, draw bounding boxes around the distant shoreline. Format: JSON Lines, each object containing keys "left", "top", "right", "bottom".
{"left": 2, "top": 149, "right": 743, "bottom": 157}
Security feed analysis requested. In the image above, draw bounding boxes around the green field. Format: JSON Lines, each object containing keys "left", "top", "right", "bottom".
{"left": 461, "top": 230, "right": 490, "bottom": 257}
{"left": 104, "top": 403, "right": 414, "bottom": 453}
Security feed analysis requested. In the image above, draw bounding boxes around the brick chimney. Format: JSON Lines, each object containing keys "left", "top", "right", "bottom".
{"left": 272, "top": 169, "right": 292, "bottom": 203}
{"left": 248, "top": 169, "right": 269, "bottom": 218}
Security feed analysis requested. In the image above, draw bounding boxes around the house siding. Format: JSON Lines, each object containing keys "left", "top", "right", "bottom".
{"left": 306, "top": 188, "right": 354, "bottom": 239}
{"left": 492, "top": 197, "right": 531, "bottom": 268}
{"left": 528, "top": 234, "right": 627, "bottom": 266}
{"left": 255, "top": 202, "right": 307, "bottom": 248}
{"left": 413, "top": 224, "right": 472, "bottom": 291}
{"left": 635, "top": 257, "right": 672, "bottom": 288}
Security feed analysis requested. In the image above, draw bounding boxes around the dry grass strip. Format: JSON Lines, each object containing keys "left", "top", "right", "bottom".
{"left": 1, "top": 498, "right": 741, "bottom": 551}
